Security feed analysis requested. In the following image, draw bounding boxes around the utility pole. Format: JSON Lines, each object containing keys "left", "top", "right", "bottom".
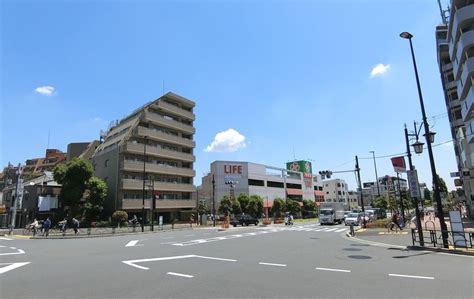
{"left": 10, "top": 164, "right": 22, "bottom": 233}
{"left": 212, "top": 175, "right": 216, "bottom": 227}
{"left": 370, "top": 151, "right": 381, "bottom": 197}
{"left": 141, "top": 136, "right": 147, "bottom": 232}
{"left": 355, "top": 156, "right": 366, "bottom": 228}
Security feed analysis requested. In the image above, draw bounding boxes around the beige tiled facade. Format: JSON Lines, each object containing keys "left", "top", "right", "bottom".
{"left": 92, "top": 92, "right": 196, "bottom": 222}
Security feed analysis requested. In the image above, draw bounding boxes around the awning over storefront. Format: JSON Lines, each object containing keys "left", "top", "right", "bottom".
{"left": 286, "top": 188, "right": 303, "bottom": 196}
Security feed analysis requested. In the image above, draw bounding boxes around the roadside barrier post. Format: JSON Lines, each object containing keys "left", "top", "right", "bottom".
{"left": 350, "top": 223, "right": 355, "bottom": 237}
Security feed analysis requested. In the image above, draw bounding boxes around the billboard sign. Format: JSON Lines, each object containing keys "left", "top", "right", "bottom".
{"left": 407, "top": 170, "right": 420, "bottom": 198}
{"left": 391, "top": 156, "right": 406, "bottom": 173}
{"left": 286, "top": 160, "right": 312, "bottom": 174}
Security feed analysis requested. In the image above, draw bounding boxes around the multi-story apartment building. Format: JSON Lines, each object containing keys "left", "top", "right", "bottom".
{"left": 92, "top": 92, "right": 196, "bottom": 223}
{"left": 21, "top": 149, "right": 66, "bottom": 180}
{"left": 322, "top": 179, "right": 349, "bottom": 206}
{"left": 436, "top": 0, "right": 474, "bottom": 217}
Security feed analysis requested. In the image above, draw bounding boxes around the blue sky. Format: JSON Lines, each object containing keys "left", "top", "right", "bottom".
{"left": 1, "top": 0, "right": 458, "bottom": 190}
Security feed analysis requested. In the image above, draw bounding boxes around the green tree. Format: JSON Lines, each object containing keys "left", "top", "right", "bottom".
{"left": 302, "top": 199, "right": 316, "bottom": 218}
{"left": 231, "top": 199, "right": 242, "bottom": 216}
{"left": 84, "top": 176, "right": 108, "bottom": 221}
{"left": 197, "top": 200, "right": 209, "bottom": 216}
{"left": 423, "top": 188, "right": 432, "bottom": 206}
{"left": 218, "top": 196, "right": 232, "bottom": 216}
{"left": 53, "top": 158, "right": 94, "bottom": 217}
{"left": 237, "top": 193, "right": 250, "bottom": 214}
{"left": 286, "top": 199, "right": 301, "bottom": 216}
{"left": 271, "top": 198, "right": 285, "bottom": 218}
{"left": 247, "top": 195, "right": 264, "bottom": 217}
{"left": 372, "top": 196, "right": 388, "bottom": 210}
{"left": 436, "top": 175, "right": 448, "bottom": 196}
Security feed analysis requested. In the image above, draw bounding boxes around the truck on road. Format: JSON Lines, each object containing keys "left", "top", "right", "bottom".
{"left": 319, "top": 202, "right": 345, "bottom": 225}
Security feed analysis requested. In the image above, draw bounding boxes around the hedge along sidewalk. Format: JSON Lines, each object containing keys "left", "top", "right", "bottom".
{"left": 31, "top": 223, "right": 195, "bottom": 239}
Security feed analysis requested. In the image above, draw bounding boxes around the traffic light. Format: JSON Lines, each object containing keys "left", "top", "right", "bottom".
{"left": 318, "top": 170, "right": 333, "bottom": 179}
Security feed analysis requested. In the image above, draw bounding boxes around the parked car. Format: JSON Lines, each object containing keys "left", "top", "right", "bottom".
{"left": 231, "top": 214, "right": 259, "bottom": 227}
{"left": 344, "top": 213, "right": 361, "bottom": 226}
{"left": 343, "top": 211, "right": 351, "bottom": 220}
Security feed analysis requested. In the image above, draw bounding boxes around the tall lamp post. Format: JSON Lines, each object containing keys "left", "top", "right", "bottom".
{"left": 400, "top": 31, "right": 449, "bottom": 248}
{"left": 212, "top": 175, "right": 216, "bottom": 227}
{"left": 141, "top": 136, "right": 148, "bottom": 232}
{"left": 369, "top": 151, "right": 381, "bottom": 197}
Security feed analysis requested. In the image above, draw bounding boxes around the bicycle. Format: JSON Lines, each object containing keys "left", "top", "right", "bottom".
{"left": 22, "top": 225, "right": 39, "bottom": 236}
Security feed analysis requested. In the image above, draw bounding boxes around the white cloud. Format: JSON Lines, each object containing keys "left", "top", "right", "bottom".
{"left": 369, "top": 64, "right": 390, "bottom": 79}
{"left": 205, "top": 128, "right": 247, "bottom": 153}
{"left": 35, "top": 85, "right": 55, "bottom": 96}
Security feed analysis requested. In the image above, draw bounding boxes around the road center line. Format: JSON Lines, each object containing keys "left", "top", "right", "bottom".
{"left": 167, "top": 272, "right": 193, "bottom": 278}
{"left": 0, "top": 262, "right": 31, "bottom": 274}
{"left": 259, "top": 262, "right": 287, "bottom": 267}
{"left": 316, "top": 267, "right": 351, "bottom": 273}
{"left": 389, "top": 273, "right": 434, "bottom": 280}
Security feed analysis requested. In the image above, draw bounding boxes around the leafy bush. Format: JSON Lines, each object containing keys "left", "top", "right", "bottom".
{"left": 366, "top": 218, "right": 391, "bottom": 228}
{"left": 112, "top": 210, "right": 128, "bottom": 226}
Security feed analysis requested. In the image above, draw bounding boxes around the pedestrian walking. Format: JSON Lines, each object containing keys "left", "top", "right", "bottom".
{"left": 72, "top": 218, "right": 80, "bottom": 235}
{"left": 390, "top": 212, "right": 403, "bottom": 231}
{"left": 43, "top": 217, "right": 51, "bottom": 236}
{"left": 58, "top": 218, "right": 67, "bottom": 233}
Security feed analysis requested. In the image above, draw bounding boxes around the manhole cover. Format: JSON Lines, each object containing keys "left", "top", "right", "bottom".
{"left": 392, "top": 256, "right": 409, "bottom": 259}
{"left": 309, "top": 237, "right": 320, "bottom": 240}
{"left": 350, "top": 244, "right": 369, "bottom": 247}
{"left": 388, "top": 247, "right": 403, "bottom": 251}
{"left": 348, "top": 255, "right": 372, "bottom": 259}
{"left": 343, "top": 248, "right": 362, "bottom": 251}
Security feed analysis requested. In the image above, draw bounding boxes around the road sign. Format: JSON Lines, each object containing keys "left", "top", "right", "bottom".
{"left": 450, "top": 172, "right": 460, "bottom": 178}
{"left": 407, "top": 170, "right": 420, "bottom": 198}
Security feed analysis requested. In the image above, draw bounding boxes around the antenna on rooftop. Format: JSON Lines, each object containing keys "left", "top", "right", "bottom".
{"left": 437, "top": 0, "right": 450, "bottom": 25}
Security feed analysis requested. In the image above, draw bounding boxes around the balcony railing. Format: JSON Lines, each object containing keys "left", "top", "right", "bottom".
{"left": 136, "top": 127, "right": 195, "bottom": 148}
{"left": 123, "top": 142, "right": 195, "bottom": 162}
{"left": 121, "top": 160, "right": 195, "bottom": 177}
{"left": 121, "top": 179, "right": 195, "bottom": 192}
{"left": 142, "top": 112, "right": 195, "bottom": 134}
{"left": 153, "top": 101, "right": 195, "bottom": 121}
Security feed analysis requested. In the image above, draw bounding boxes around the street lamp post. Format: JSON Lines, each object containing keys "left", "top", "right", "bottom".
{"left": 400, "top": 31, "right": 449, "bottom": 248}
{"left": 141, "top": 136, "right": 148, "bottom": 233}
{"left": 10, "top": 164, "right": 22, "bottom": 233}
{"left": 370, "top": 151, "right": 381, "bottom": 197}
{"left": 405, "top": 124, "right": 424, "bottom": 246}
{"left": 212, "top": 175, "right": 216, "bottom": 227}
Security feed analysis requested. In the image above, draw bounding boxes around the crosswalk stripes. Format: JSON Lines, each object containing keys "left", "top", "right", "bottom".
{"left": 262, "top": 224, "right": 349, "bottom": 234}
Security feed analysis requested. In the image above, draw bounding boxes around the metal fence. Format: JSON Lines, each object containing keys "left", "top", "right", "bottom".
{"left": 411, "top": 228, "right": 474, "bottom": 250}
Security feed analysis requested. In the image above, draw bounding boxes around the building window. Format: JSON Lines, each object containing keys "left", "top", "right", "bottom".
{"left": 287, "top": 183, "right": 302, "bottom": 189}
{"left": 248, "top": 179, "right": 264, "bottom": 186}
{"left": 267, "top": 181, "right": 284, "bottom": 188}
{"left": 104, "top": 160, "right": 109, "bottom": 167}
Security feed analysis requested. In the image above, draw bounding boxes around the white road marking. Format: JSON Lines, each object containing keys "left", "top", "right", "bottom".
{"left": 203, "top": 233, "right": 211, "bottom": 235}
{"left": 259, "top": 262, "right": 287, "bottom": 267}
{"left": 125, "top": 240, "right": 142, "bottom": 247}
{"left": 0, "top": 237, "right": 13, "bottom": 241}
{"left": 160, "top": 237, "right": 174, "bottom": 240}
{"left": 9, "top": 247, "right": 16, "bottom": 250}
{"left": 389, "top": 273, "right": 434, "bottom": 280}
{"left": 335, "top": 228, "right": 348, "bottom": 232}
{"left": 0, "top": 249, "right": 25, "bottom": 256}
{"left": 122, "top": 255, "right": 237, "bottom": 270}
{"left": 324, "top": 228, "right": 338, "bottom": 232}
{"left": 0, "top": 262, "right": 30, "bottom": 274}
{"left": 167, "top": 272, "right": 193, "bottom": 278}
{"left": 184, "top": 234, "right": 195, "bottom": 237}
{"left": 195, "top": 255, "right": 237, "bottom": 262}
{"left": 316, "top": 267, "right": 351, "bottom": 273}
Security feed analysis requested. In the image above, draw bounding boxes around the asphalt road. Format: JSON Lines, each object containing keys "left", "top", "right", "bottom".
{"left": 1, "top": 222, "right": 473, "bottom": 299}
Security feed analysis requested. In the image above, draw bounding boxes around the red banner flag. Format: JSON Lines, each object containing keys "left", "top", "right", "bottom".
{"left": 391, "top": 156, "right": 406, "bottom": 173}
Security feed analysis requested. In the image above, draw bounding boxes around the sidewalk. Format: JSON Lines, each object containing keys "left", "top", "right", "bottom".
{"left": 350, "top": 227, "right": 474, "bottom": 256}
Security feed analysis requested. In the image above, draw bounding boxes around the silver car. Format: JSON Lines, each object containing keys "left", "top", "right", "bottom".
{"left": 344, "top": 213, "right": 361, "bottom": 226}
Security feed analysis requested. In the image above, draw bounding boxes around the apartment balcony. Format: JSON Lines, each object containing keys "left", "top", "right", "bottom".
{"left": 121, "top": 199, "right": 196, "bottom": 210}
{"left": 142, "top": 112, "right": 195, "bottom": 135}
{"left": 450, "top": 4, "right": 474, "bottom": 58}
{"left": 460, "top": 57, "right": 474, "bottom": 97}
{"left": 121, "top": 179, "right": 196, "bottom": 192}
{"left": 152, "top": 101, "right": 195, "bottom": 121}
{"left": 136, "top": 127, "right": 195, "bottom": 148}
{"left": 123, "top": 142, "right": 195, "bottom": 163}
{"left": 121, "top": 160, "right": 196, "bottom": 177}
{"left": 454, "top": 31, "right": 474, "bottom": 77}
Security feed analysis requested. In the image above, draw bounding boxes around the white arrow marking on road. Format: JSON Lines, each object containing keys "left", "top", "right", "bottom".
{"left": 389, "top": 274, "right": 434, "bottom": 280}
{"left": 167, "top": 272, "right": 193, "bottom": 278}
{"left": 0, "top": 237, "right": 13, "bottom": 241}
{"left": 316, "top": 267, "right": 351, "bottom": 273}
{"left": 125, "top": 240, "right": 143, "bottom": 247}
{"left": 0, "top": 262, "right": 30, "bottom": 274}
{"left": 0, "top": 249, "right": 25, "bottom": 256}
{"left": 259, "top": 262, "right": 287, "bottom": 267}
{"left": 122, "top": 255, "right": 237, "bottom": 270}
